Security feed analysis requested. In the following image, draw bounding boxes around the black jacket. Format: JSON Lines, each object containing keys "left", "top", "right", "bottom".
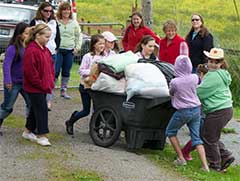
{"left": 186, "top": 31, "right": 213, "bottom": 68}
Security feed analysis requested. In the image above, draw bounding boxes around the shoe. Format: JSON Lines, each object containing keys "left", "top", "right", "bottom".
{"left": 210, "top": 167, "right": 226, "bottom": 173}
{"left": 22, "top": 131, "right": 38, "bottom": 142}
{"left": 201, "top": 167, "right": 210, "bottom": 172}
{"left": 37, "top": 137, "right": 51, "bottom": 146}
{"left": 174, "top": 158, "right": 187, "bottom": 166}
{"left": 65, "top": 120, "right": 74, "bottom": 135}
{"left": 60, "top": 91, "right": 71, "bottom": 99}
{"left": 221, "top": 156, "right": 235, "bottom": 170}
{"left": 182, "top": 150, "right": 193, "bottom": 161}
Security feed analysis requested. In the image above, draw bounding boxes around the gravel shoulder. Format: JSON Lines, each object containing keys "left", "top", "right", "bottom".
{"left": 0, "top": 89, "right": 239, "bottom": 180}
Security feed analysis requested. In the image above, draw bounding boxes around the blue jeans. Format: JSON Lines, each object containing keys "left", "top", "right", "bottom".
{"left": 73, "top": 84, "right": 91, "bottom": 122}
{"left": 0, "top": 83, "right": 30, "bottom": 119}
{"left": 166, "top": 106, "right": 203, "bottom": 147}
{"left": 55, "top": 49, "right": 74, "bottom": 79}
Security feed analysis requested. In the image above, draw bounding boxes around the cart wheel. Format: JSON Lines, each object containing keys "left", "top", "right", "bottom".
{"left": 90, "top": 107, "right": 122, "bottom": 147}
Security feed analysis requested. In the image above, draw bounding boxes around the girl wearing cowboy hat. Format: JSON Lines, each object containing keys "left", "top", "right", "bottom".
{"left": 197, "top": 48, "right": 235, "bottom": 172}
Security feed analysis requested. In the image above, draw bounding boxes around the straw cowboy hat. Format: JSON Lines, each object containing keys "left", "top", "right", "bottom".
{"left": 204, "top": 48, "right": 224, "bottom": 59}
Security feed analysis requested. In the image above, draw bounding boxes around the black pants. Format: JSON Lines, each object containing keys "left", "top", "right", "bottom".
{"left": 25, "top": 93, "right": 49, "bottom": 135}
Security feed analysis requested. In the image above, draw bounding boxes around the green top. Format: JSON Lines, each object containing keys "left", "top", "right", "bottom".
{"left": 58, "top": 19, "right": 82, "bottom": 51}
{"left": 197, "top": 69, "right": 233, "bottom": 114}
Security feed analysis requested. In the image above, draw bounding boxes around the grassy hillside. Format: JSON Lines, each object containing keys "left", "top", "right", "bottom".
{"left": 76, "top": 0, "right": 240, "bottom": 49}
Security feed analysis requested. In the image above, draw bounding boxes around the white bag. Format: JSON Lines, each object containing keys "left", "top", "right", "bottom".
{"left": 91, "top": 73, "right": 126, "bottom": 94}
{"left": 125, "top": 63, "right": 169, "bottom": 101}
{"left": 99, "top": 51, "right": 139, "bottom": 73}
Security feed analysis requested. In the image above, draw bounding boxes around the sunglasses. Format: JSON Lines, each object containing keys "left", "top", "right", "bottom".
{"left": 43, "top": 9, "right": 53, "bottom": 13}
{"left": 192, "top": 19, "right": 200, "bottom": 22}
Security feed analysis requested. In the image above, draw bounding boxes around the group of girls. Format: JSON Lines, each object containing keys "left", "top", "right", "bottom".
{"left": 0, "top": 6, "right": 235, "bottom": 173}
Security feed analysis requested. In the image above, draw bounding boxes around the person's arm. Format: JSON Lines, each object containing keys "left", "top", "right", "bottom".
{"left": 3, "top": 46, "right": 15, "bottom": 88}
{"left": 169, "top": 80, "right": 175, "bottom": 96}
{"left": 55, "top": 23, "right": 61, "bottom": 51}
{"left": 202, "top": 34, "right": 214, "bottom": 63}
{"left": 122, "top": 26, "right": 130, "bottom": 51}
{"left": 180, "top": 41, "right": 189, "bottom": 56}
{"left": 74, "top": 21, "right": 82, "bottom": 54}
{"left": 78, "top": 54, "right": 91, "bottom": 77}
{"left": 203, "top": 33, "right": 213, "bottom": 51}
{"left": 23, "top": 51, "right": 44, "bottom": 91}
{"left": 145, "top": 27, "right": 161, "bottom": 44}
{"left": 197, "top": 72, "right": 220, "bottom": 100}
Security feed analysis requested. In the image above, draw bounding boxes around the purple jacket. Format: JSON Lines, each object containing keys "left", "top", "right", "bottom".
{"left": 169, "top": 55, "right": 201, "bottom": 109}
{"left": 3, "top": 45, "right": 24, "bottom": 85}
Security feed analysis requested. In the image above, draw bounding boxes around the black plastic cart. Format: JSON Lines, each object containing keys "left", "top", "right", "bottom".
{"left": 88, "top": 90, "right": 175, "bottom": 150}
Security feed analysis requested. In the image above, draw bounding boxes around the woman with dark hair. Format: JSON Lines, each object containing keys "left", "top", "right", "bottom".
{"left": 135, "top": 35, "right": 158, "bottom": 60}
{"left": 65, "top": 34, "right": 105, "bottom": 135}
{"left": 30, "top": 2, "right": 60, "bottom": 110}
{"left": 185, "top": 13, "right": 213, "bottom": 73}
{"left": 55, "top": 2, "right": 82, "bottom": 99}
{"left": 0, "top": 23, "right": 31, "bottom": 135}
{"left": 122, "top": 11, "right": 160, "bottom": 52}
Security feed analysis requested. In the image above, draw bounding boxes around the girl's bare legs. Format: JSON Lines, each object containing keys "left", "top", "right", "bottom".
{"left": 196, "top": 144, "right": 209, "bottom": 171}
{"left": 169, "top": 136, "right": 185, "bottom": 162}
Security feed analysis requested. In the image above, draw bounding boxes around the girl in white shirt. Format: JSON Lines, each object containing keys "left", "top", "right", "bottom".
{"left": 65, "top": 34, "right": 105, "bottom": 135}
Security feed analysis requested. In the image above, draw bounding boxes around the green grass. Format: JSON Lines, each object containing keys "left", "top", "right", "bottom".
{"left": 141, "top": 145, "right": 240, "bottom": 181}
{"left": 222, "top": 128, "right": 237, "bottom": 134}
{"left": 234, "top": 107, "right": 240, "bottom": 121}
{"left": 55, "top": 62, "right": 80, "bottom": 88}
{"left": 3, "top": 114, "right": 25, "bottom": 128}
{"left": 76, "top": 0, "right": 240, "bottom": 49}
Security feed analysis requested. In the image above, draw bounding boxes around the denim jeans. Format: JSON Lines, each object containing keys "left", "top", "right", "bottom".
{"left": 166, "top": 106, "right": 203, "bottom": 147}
{"left": 55, "top": 49, "right": 74, "bottom": 79}
{"left": 73, "top": 84, "right": 91, "bottom": 122}
{"left": 0, "top": 83, "right": 30, "bottom": 119}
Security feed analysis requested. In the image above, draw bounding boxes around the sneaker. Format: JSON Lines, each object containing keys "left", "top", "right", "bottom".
{"left": 65, "top": 120, "right": 74, "bottom": 135}
{"left": 174, "top": 158, "right": 187, "bottom": 166}
{"left": 60, "top": 91, "right": 71, "bottom": 99}
{"left": 22, "top": 131, "right": 37, "bottom": 142}
{"left": 221, "top": 156, "right": 235, "bottom": 170}
{"left": 37, "top": 137, "right": 51, "bottom": 146}
{"left": 201, "top": 167, "right": 210, "bottom": 172}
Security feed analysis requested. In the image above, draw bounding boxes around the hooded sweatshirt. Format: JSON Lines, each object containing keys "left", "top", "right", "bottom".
{"left": 23, "top": 41, "right": 55, "bottom": 94}
{"left": 197, "top": 69, "right": 232, "bottom": 114}
{"left": 169, "top": 55, "right": 201, "bottom": 109}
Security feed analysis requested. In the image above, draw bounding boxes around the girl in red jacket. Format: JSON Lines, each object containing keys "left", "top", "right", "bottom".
{"left": 23, "top": 24, "right": 55, "bottom": 146}
{"left": 122, "top": 12, "right": 160, "bottom": 52}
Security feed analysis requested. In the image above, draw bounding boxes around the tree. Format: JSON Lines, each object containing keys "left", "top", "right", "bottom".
{"left": 141, "top": 0, "right": 153, "bottom": 29}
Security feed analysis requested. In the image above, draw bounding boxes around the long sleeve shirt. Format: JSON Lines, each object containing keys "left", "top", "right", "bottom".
{"left": 58, "top": 19, "right": 82, "bottom": 51}
{"left": 122, "top": 25, "right": 161, "bottom": 52}
{"left": 78, "top": 52, "right": 104, "bottom": 82}
{"left": 3, "top": 45, "right": 24, "bottom": 85}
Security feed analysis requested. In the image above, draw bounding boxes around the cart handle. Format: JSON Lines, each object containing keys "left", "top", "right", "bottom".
{"left": 122, "top": 101, "right": 135, "bottom": 109}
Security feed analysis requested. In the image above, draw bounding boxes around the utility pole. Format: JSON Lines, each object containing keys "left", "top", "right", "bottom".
{"left": 141, "top": 0, "right": 153, "bottom": 29}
